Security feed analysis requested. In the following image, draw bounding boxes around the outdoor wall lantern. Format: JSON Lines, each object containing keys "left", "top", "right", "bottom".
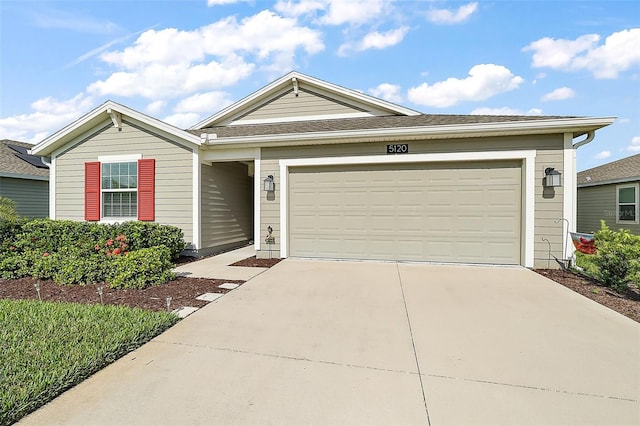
{"left": 263, "top": 175, "right": 275, "bottom": 192}
{"left": 544, "top": 167, "right": 562, "bottom": 187}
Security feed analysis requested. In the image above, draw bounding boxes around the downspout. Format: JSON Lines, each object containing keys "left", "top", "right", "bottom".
{"left": 572, "top": 130, "right": 595, "bottom": 148}
{"left": 563, "top": 130, "right": 595, "bottom": 266}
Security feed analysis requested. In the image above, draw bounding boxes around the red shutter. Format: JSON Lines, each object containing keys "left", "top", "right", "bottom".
{"left": 85, "top": 162, "right": 101, "bottom": 221}
{"left": 137, "top": 159, "right": 155, "bottom": 221}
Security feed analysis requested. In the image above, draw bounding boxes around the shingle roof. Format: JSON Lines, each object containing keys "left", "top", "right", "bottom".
{"left": 577, "top": 153, "right": 640, "bottom": 186}
{"left": 0, "top": 140, "right": 49, "bottom": 178}
{"left": 190, "top": 113, "right": 575, "bottom": 138}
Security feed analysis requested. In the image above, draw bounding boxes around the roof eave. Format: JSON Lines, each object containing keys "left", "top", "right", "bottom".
{"left": 203, "top": 116, "right": 616, "bottom": 149}
{"left": 578, "top": 176, "right": 640, "bottom": 187}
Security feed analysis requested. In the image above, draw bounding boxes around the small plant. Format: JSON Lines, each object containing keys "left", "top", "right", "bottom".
{"left": 591, "top": 288, "right": 600, "bottom": 295}
{"left": 591, "top": 221, "right": 640, "bottom": 292}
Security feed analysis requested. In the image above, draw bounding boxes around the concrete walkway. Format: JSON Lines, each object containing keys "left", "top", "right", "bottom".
{"left": 172, "top": 245, "right": 267, "bottom": 281}
{"left": 21, "top": 260, "right": 640, "bottom": 425}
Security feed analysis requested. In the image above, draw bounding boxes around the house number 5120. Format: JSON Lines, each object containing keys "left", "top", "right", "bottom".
{"left": 387, "top": 144, "right": 408, "bottom": 154}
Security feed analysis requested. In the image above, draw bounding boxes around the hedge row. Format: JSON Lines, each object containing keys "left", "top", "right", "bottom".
{"left": 0, "top": 219, "right": 186, "bottom": 259}
{"left": 0, "top": 219, "right": 187, "bottom": 289}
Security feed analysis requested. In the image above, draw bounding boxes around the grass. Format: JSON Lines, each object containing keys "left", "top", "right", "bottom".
{"left": 0, "top": 299, "right": 179, "bottom": 426}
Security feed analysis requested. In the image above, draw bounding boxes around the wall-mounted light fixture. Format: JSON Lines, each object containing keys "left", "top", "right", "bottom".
{"left": 544, "top": 167, "right": 562, "bottom": 187}
{"left": 263, "top": 175, "right": 275, "bottom": 192}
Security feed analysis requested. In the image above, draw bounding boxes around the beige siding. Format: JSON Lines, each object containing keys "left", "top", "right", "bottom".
{"left": 260, "top": 158, "right": 281, "bottom": 256}
{"left": 55, "top": 121, "right": 194, "bottom": 244}
{"left": 200, "top": 162, "right": 254, "bottom": 250}
{"left": 0, "top": 177, "right": 49, "bottom": 218}
{"left": 578, "top": 183, "right": 640, "bottom": 235}
{"left": 259, "top": 134, "right": 566, "bottom": 267}
{"left": 236, "top": 89, "right": 365, "bottom": 123}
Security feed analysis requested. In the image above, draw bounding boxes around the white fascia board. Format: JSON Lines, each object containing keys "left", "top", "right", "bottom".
{"left": 204, "top": 117, "right": 617, "bottom": 149}
{"left": 279, "top": 150, "right": 536, "bottom": 268}
{"left": 190, "top": 71, "right": 421, "bottom": 129}
{"left": 32, "top": 100, "right": 201, "bottom": 156}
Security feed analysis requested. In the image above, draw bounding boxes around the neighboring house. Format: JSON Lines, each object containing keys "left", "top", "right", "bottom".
{"left": 577, "top": 153, "right": 640, "bottom": 235}
{"left": 31, "top": 72, "right": 615, "bottom": 268}
{"left": 0, "top": 139, "right": 49, "bottom": 218}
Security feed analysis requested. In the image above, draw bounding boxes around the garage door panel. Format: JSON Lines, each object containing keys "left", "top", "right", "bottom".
{"left": 289, "top": 161, "right": 521, "bottom": 264}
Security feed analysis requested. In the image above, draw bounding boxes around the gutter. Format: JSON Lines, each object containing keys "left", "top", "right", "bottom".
{"left": 203, "top": 117, "right": 616, "bottom": 149}
{"left": 572, "top": 130, "right": 595, "bottom": 148}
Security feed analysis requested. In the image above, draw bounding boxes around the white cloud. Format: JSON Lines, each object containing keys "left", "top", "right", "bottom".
{"left": 359, "top": 26, "right": 409, "bottom": 50}
{"left": 146, "top": 100, "right": 167, "bottom": 115}
{"left": 0, "top": 94, "right": 95, "bottom": 143}
{"left": 162, "top": 113, "right": 201, "bottom": 129}
{"left": 408, "top": 64, "right": 524, "bottom": 108}
{"left": 89, "top": 11, "right": 324, "bottom": 100}
{"left": 275, "top": 0, "right": 327, "bottom": 18}
{"left": 470, "top": 107, "right": 543, "bottom": 116}
{"left": 628, "top": 136, "right": 640, "bottom": 152}
{"left": 541, "top": 87, "right": 575, "bottom": 102}
{"left": 275, "top": 0, "right": 391, "bottom": 26}
{"left": 174, "top": 92, "right": 234, "bottom": 114}
{"left": 523, "top": 28, "right": 640, "bottom": 79}
{"left": 426, "top": 2, "right": 478, "bottom": 24}
{"left": 594, "top": 150, "right": 611, "bottom": 159}
{"left": 338, "top": 26, "right": 409, "bottom": 55}
{"left": 369, "top": 83, "right": 403, "bottom": 103}
{"left": 322, "top": 0, "right": 389, "bottom": 26}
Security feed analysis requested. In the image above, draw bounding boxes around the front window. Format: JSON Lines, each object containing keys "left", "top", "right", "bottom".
{"left": 617, "top": 184, "right": 638, "bottom": 223}
{"left": 102, "top": 162, "right": 137, "bottom": 217}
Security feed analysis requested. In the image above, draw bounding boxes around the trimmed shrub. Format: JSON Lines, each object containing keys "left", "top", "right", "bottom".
{"left": 0, "top": 254, "right": 30, "bottom": 280}
{"left": 107, "top": 246, "right": 175, "bottom": 289}
{"left": 592, "top": 221, "right": 640, "bottom": 292}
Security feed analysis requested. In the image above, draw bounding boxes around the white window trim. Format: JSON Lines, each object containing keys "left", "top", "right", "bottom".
{"left": 279, "top": 150, "right": 536, "bottom": 267}
{"left": 98, "top": 154, "right": 142, "bottom": 222}
{"left": 616, "top": 183, "right": 639, "bottom": 224}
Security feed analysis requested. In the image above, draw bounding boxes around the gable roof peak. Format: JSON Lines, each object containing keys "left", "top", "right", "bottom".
{"left": 190, "top": 71, "right": 421, "bottom": 130}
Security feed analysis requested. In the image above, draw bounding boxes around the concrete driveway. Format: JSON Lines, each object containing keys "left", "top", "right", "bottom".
{"left": 21, "top": 260, "right": 640, "bottom": 425}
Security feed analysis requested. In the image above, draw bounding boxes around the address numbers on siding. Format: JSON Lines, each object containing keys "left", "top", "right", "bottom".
{"left": 387, "top": 144, "right": 409, "bottom": 154}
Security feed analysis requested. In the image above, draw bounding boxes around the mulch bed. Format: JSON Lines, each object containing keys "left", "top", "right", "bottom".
{"left": 230, "top": 256, "right": 281, "bottom": 268}
{"left": 535, "top": 269, "right": 640, "bottom": 323}
{"left": 1, "top": 256, "right": 637, "bottom": 323}
{"left": 0, "top": 276, "right": 244, "bottom": 312}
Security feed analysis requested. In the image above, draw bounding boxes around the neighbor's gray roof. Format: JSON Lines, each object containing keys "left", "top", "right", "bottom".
{"left": 0, "top": 140, "right": 49, "bottom": 178}
{"left": 577, "top": 153, "right": 640, "bottom": 186}
{"left": 190, "top": 114, "right": 575, "bottom": 138}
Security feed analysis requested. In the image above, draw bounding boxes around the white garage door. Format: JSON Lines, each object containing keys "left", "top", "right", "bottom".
{"left": 288, "top": 160, "right": 522, "bottom": 264}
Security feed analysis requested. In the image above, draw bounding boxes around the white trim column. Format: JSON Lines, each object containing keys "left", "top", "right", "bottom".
{"left": 254, "top": 148, "right": 261, "bottom": 251}
{"left": 192, "top": 149, "right": 201, "bottom": 250}
{"left": 49, "top": 155, "right": 56, "bottom": 219}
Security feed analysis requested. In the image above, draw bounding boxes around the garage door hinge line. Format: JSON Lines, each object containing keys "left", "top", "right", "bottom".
{"left": 396, "top": 262, "right": 432, "bottom": 426}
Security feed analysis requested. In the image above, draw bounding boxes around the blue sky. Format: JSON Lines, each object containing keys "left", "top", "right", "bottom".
{"left": 0, "top": 0, "right": 638, "bottom": 170}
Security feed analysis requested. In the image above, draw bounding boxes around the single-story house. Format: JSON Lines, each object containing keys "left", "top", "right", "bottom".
{"left": 577, "top": 153, "right": 640, "bottom": 235}
{"left": 0, "top": 139, "right": 49, "bottom": 218}
{"left": 30, "top": 71, "right": 615, "bottom": 268}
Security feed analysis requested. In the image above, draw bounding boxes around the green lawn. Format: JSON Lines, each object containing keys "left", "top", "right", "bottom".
{"left": 0, "top": 299, "right": 179, "bottom": 426}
